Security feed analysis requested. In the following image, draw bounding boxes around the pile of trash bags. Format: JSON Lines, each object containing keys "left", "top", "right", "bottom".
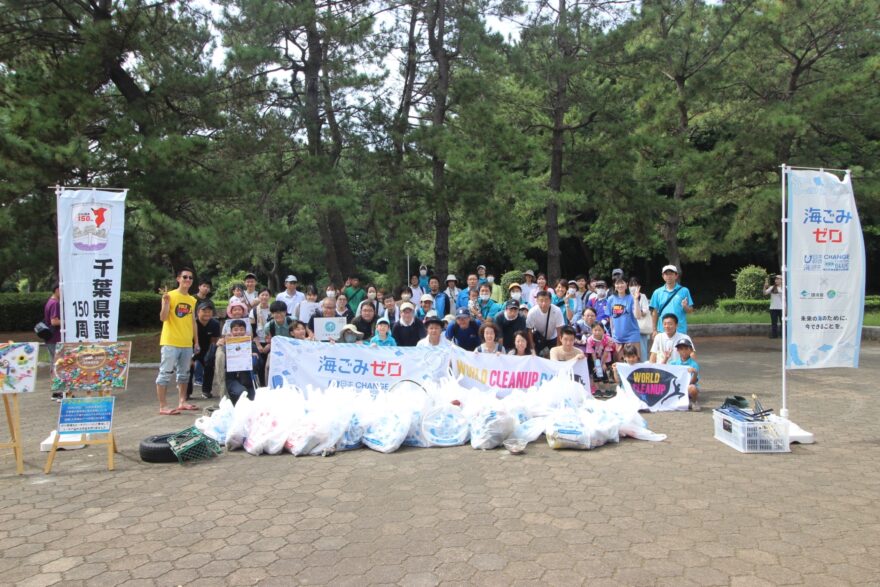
{"left": 194, "top": 373, "right": 666, "bottom": 456}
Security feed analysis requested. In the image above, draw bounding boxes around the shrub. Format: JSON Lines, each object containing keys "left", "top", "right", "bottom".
{"left": 499, "top": 270, "right": 523, "bottom": 301}
{"left": 733, "top": 265, "right": 768, "bottom": 300}
{"left": 0, "top": 292, "right": 160, "bottom": 332}
{"left": 717, "top": 297, "right": 880, "bottom": 313}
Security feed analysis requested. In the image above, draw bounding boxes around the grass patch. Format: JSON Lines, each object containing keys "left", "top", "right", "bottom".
{"left": 689, "top": 309, "right": 880, "bottom": 327}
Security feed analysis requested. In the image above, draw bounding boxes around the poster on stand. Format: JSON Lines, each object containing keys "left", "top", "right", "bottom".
{"left": 0, "top": 342, "right": 39, "bottom": 393}
{"left": 51, "top": 341, "right": 131, "bottom": 394}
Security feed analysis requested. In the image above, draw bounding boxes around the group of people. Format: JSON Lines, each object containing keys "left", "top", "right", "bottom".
{"left": 153, "top": 263, "right": 703, "bottom": 415}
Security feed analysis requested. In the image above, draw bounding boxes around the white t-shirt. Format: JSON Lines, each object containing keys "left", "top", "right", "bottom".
{"left": 417, "top": 336, "right": 450, "bottom": 347}
{"left": 635, "top": 294, "right": 652, "bottom": 334}
{"left": 275, "top": 290, "right": 305, "bottom": 316}
{"left": 650, "top": 332, "right": 694, "bottom": 364}
{"left": 222, "top": 319, "right": 253, "bottom": 337}
{"left": 243, "top": 289, "right": 259, "bottom": 308}
{"left": 765, "top": 286, "right": 783, "bottom": 311}
{"left": 526, "top": 305, "right": 565, "bottom": 341}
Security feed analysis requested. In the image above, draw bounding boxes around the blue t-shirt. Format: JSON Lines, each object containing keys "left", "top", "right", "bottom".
{"left": 669, "top": 356, "right": 700, "bottom": 385}
{"left": 551, "top": 293, "right": 577, "bottom": 325}
{"left": 607, "top": 294, "right": 641, "bottom": 344}
{"left": 649, "top": 285, "right": 694, "bottom": 333}
{"left": 369, "top": 333, "right": 397, "bottom": 347}
{"left": 478, "top": 298, "right": 502, "bottom": 321}
{"left": 446, "top": 320, "right": 481, "bottom": 351}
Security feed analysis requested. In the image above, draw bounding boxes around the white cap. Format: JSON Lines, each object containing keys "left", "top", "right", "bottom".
{"left": 421, "top": 294, "right": 434, "bottom": 303}
{"left": 285, "top": 274, "right": 298, "bottom": 282}
{"left": 661, "top": 265, "right": 678, "bottom": 274}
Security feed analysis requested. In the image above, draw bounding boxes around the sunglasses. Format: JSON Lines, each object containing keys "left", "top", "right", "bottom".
{"left": 180, "top": 275, "right": 193, "bottom": 280}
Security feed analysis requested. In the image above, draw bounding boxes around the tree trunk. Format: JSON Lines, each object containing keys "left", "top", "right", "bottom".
{"left": 663, "top": 75, "right": 688, "bottom": 273}
{"left": 427, "top": 0, "right": 451, "bottom": 277}
{"left": 546, "top": 0, "right": 569, "bottom": 283}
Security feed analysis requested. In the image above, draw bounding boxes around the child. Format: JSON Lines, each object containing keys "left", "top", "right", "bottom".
{"left": 264, "top": 301, "right": 293, "bottom": 343}
{"left": 222, "top": 301, "right": 253, "bottom": 336}
{"left": 669, "top": 339, "right": 701, "bottom": 411}
{"left": 217, "top": 319, "right": 258, "bottom": 405}
{"left": 228, "top": 283, "right": 246, "bottom": 306}
{"left": 585, "top": 322, "right": 615, "bottom": 397}
{"left": 288, "top": 320, "right": 310, "bottom": 340}
{"left": 611, "top": 343, "right": 641, "bottom": 388}
{"left": 369, "top": 317, "right": 397, "bottom": 347}
{"left": 649, "top": 314, "right": 694, "bottom": 364}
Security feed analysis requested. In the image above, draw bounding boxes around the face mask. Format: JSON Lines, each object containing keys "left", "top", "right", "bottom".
{"left": 511, "top": 292, "right": 522, "bottom": 301}
{"left": 568, "top": 288, "right": 576, "bottom": 296}
{"left": 367, "top": 292, "right": 376, "bottom": 300}
{"left": 343, "top": 333, "right": 357, "bottom": 343}
{"left": 401, "top": 293, "right": 412, "bottom": 301}
{"left": 487, "top": 276, "right": 494, "bottom": 283}
{"left": 479, "top": 294, "right": 490, "bottom": 302}
{"left": 629, "top": 287, "right": 637, "bottom": 296}
{"left": 596, "top": 288, "right": 607, "bottom": 298}
{"left": 419, "top": 269, "right": 427, "bottom": 276}
{"left": 326, "top": 290, "right": 335, "bottom": 297}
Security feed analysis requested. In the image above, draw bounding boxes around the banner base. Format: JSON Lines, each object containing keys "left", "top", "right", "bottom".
{"left": 784, "top": 419, "right": 815, "bottom": 444}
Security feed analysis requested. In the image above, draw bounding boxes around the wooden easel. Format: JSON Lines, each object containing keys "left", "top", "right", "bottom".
{"left": 44, "top": 389, "right": 118, "bottom": 474}
{"left": 1, "top": 394, "right": 24, "bottom": 475}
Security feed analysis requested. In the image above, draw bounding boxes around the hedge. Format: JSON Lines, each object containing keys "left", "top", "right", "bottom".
{"left": 718, "top": 296, "right": 880, "bottom": 313}
{"left": 0, "top": 292, "right": 161, "bottom": 332}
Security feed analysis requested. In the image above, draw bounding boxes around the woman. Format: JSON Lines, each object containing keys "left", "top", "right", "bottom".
{"left": 351, "top": 303, "right": 378, "bottom": 340}
{"left": 508, "top": 330, "right": 536, "bottom": 356}
{"left": 764, "top": 274, "right": 783, "bottom": 339}
{"left": 409, "top": 275, "right": 424, "bottom": 305}
{"left": 475, "top": 323, "right": 504, "bottom": 354}
{"left": 607, "top": 277, "right": 643, "bottom": 360}
{"left": 528, "top": 273, "right": 550, "bottom": 307}
{"left": 552, "top": 279, "right": 576, "bottom": 325}
{"left": 335, "top": 293, "right": 354, "bottom": 323}
{"left": 355, "top": 285, "right": 382, "bottom": 316}
{"left": 629, "top": 277, "right": 652, "bottom": 361}
{"left": 250, "top": 288, "right": 272, "bottom": 386}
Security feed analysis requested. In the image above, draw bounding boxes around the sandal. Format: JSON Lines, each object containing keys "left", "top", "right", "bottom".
{"left": 159, "top": 408, "right": 180, "bottom": 415}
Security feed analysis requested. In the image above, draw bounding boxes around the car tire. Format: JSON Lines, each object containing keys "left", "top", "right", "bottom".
{"left": 139, "top": 433, "right": 178, "bottom": 463}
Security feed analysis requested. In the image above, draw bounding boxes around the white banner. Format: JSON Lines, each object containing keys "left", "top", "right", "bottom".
{"left": 786, "top": 169, "right": 865, "bottom": 369}
{"left": 57, "top": 188, "right": 127, "bottom": 342}
{"left": 616, "top": 362, "right": 690, "bottom": 412}
{"left": 449, "top": 346, "right": 590, "bottom": 391}
{"left": 268, "top": 338, "right": 451, "bottom": 393}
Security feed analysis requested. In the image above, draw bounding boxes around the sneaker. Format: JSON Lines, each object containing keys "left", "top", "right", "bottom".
{"left": 689, "top": 399, "right": 702, "bottom": 412}
{"left": 194, "top": 379, "right": 204, "bottom": 386}
{"left": 201, "top": 392, "right": 214, "bottom": 400}
{"left": 51, "top": 392, "right": 63, "bottom": 402}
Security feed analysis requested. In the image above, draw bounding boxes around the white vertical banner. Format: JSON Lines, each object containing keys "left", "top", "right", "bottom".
{"left": 786, "top": 169, "right": 865, "bottom": 369}
{"left": 57, "top": 188, "right": 127, "bottom": 342}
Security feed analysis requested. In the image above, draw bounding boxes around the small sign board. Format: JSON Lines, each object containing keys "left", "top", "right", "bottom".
{"left": 225, "top": 336, "right": 253, "bottom": 372}
{"left": 0, "top": 342, "right": 39, "bottom": 394}
{"left": 313, "top": 317, "right": 346, "bottom": 342}
{"left": 52, "top": 341, "right": 131, "bottom": 393}
{"left": 58, "top": 396, "right": 115, "bottom": 435}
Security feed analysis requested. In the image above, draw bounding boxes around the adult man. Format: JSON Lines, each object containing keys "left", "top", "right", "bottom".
{"left": 187, "top": 302, "right": 220, "bottom": 400}
{"left": 526, "top": 290, "right": 565, "bottom": 356}
{"left": 156, "top": 267, "right": 199, "bottom": 415}
{"left": 242, "top": 273, "right": 259, "bottom": 308}
{"left": 44, "top": 284, "right": 61, "bottom": 396}
{"left": 427, "top": 276, "right": 450, "bottom": 318}
{"left": 308, "top": 297, "right": 338, "bottom": 336}
{"left": 416, "top": 293, "right": 435, "bottom": 322}
{"left": 344, "top": 274, "right": 366, "bottom": 314}
{"left": 520, "top": 270, "right": 537, "bottom": 304}
{"left": 276, "top": 275, "right": 305, "bottom": 316}
{"left": 649, "top": 265, "right": 694, "bottom": 335}
{"left": 446, "top": 307, "right": 481, "bottom": 351}
{"left": 549, "top": 326, "right": 586, "bottom": 362}
{"left": 456, "top": 273, "right": 480, "bottom": 310}
{"left": 476, "top": 264, "right": 488, "bottom": 285}
{"left": 417, "top": 316, "right": 450, "bottom": 347}
{"left": 392, "top": 302, "right": 425, "bottom": 347}
{"left": 381, "top": 295, "right": 400, "bottom": 323}
{"left": 650, "top": 314, "right": 695, "bottom": 364}
{"left": 493, "top": 299, "right": 526, "bottom": 351}
{"left": 444, "top": 275, "right": 461, "bottom": 313}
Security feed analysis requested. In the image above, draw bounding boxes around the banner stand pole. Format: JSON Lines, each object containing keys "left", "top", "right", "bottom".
{"left": 779, "top": 163, "right": 814, "bottom": 445}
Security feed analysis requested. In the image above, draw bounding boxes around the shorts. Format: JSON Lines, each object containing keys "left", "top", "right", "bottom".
{"left": 156, "top": 345, "right": 194, "bottom": 386}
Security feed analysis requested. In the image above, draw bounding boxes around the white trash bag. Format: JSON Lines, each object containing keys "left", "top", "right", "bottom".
{"left": 421, "top": 405, "right": 470, "bottom": 447}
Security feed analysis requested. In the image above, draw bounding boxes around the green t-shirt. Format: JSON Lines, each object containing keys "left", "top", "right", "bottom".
{"left": 345, "top": 286, "right": 366, "bottom": 314}
{"left": 264, "top": 318, "right": 293, "bottom": 338}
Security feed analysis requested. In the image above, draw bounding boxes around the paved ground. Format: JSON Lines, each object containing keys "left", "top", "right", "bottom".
{"left": 1, "top": 336, "right": 879, "bottom": 586}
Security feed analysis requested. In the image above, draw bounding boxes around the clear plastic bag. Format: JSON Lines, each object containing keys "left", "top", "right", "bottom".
{"left": 421, "top": 405, "right": 470, "bottom": 447}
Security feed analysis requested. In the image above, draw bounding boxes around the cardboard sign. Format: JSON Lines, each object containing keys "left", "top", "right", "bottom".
{"left": 0, "top": 342, "right": 39, "bottom": 394}
{"left": 313, "top": 317, "right": 347, "bottom": 341}
{"left": 225, "top": 336, "right": 253, "bottom": 372}
{"left": 51, "top": 341, "right": 131, "bottom": 393}
{"left": 58, "top": 396, "right": 115, "bottom": 435}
